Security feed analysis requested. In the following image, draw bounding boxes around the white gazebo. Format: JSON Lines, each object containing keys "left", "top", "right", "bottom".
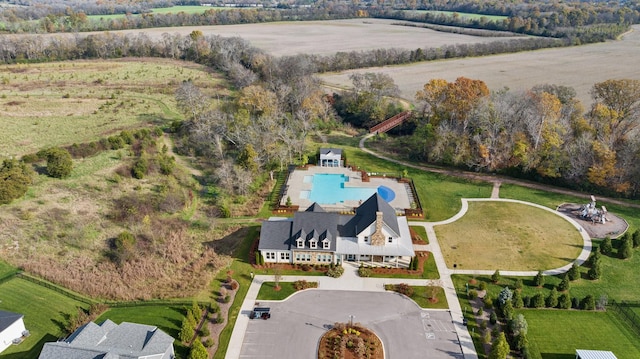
{"left": 576, "top": 349, "right": 618, "bottom": 359}
{"left": 319, "top": 148, "right": 342, "bottom": 167}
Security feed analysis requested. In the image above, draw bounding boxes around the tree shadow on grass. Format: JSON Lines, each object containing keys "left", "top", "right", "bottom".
{"left": 204, "top": 227, "right": 251, "bottom": 258}
{"left": 2, "top": 333, "right": 58, "bottom": 359}
{"left": 541, "top": 353, "right": 574, "bottom": 359}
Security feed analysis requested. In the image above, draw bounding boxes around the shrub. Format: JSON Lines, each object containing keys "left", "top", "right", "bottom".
{"left": 477, "top": 307, "right": 483, "bottom": 316}
{"left": 587, "top": 262, "right": 601, "bottom": 280}
{"left": 557, "top": 275, "right": 570, "bottom": 292}
{"left": 468, "top": 290, "right": 478, "bottom": 300}
{"left": 523, "top": 296, "right": 531, "bottom": 308}
{"left": 188, "top": 339, "right": 208, "bottom": 359}
{"left": 581, "top": 295, "right": 595, "bottom": 310}
{"left": 45, "top": 147, "right": 73, "bottom": 178}
{"left": 411, "top": 256, "right": 419, "bottom": 270}
{"left": 501, "top": 301, "right": 514, "bottom": 321}
{"left": 200, "top": 325, "right": 210, "bottom": 337}
{"left": 483, "top": 296, "right": 494, "bottom": 309}
{"left": 357, "top": 267, "right": 372, "bottom": 278}
{"left": 514, "top": 278, "right": 523, "bottom": 290}
{"left": 223, "top": 295, "right": 231, "bottom": 303}
{"left": 497, "top": 287, "right": 513, "bottom": 308}
{"left": 533, "top": 271, "right": 544, "bottom": 287}
{"left": 632, "top": 229, "right": 640, "bottom": 248}
{"left": 230, "top": 280, "right": 239, "bottom": 290}
{"left": 491, "top": 270, "right": 501, "bottom": 283}
{"left": 203, "top": 338, "right": 214, "bottom": 348}
{"left": 326, "top": 266, "right": 343, "bottom": 278}
{"left": 599, "top": 237, "right": 612, "bottom": 255}
{"left": 478, "top": 281, "right": 487, "bottom": 291}
{"left": 0, "top": 159, "right": 32, "bottom": 205}
{"left": 572, "top": 297, "right": 580, "bottom": 309}
{"left": 131, "top": 156, "right": 148, "bottom": 179}
{"left": 619, "top": 236, "right": 633, "bottom": 259}
{"left": 546, "top": 288, "right": 559, "bottom": 308}
{"left": 179, "top": 319, "right": 195, "bottom": 343}
{"left": 568, "top": 263, "right": 580, "bottom": 281}
{"left": 158, "top": 154, "right": 176, "bottom": 175}
{"left": 294, "top": 280, "right": 318, "bottom": 290}
{"left": 512, "top": 290, "right": 524, "bottom": 309}
{"left": 393, "top": 283, "right": 414, "bottom": 297}
{"left": 108, "top": 135, "right": 125, "bottom": 149}
{"left": 489, "top": 311, "right": 497, "bottom": 325}
{"left": 531, "top": 293, "right": 545, "bottom": 308}
{"left": 589, "top": 250, "right": 602, "bottom": 267}
{"left": 558, "top": 293, "right": 571, "bottom": 309}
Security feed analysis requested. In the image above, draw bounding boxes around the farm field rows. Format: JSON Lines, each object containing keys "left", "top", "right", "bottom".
{"left": 319, "top": 24, "right": 640, "bottom": 105}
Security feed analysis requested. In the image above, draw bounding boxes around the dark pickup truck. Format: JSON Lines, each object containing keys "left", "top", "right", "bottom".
{"left": 250, "top": 307, "right": 271, "bottom": 319}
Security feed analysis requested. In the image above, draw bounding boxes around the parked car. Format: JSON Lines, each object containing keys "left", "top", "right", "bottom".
{"left": 250, "top": 307, "right": 271, "bottom": 319}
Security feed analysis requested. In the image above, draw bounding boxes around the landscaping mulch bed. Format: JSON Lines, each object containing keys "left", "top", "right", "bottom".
{"left": 318, "top": 323, "right": 383, "bottom": 359}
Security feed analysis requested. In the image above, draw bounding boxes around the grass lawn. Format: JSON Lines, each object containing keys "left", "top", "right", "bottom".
{"left": 407, "top": 286, "right": 448, "bottom": 309}
{"left": 256, "top": 282, "right": 308, "bottom": 301}
{"left": 410, "top": 225, "right": 428, "bottom": 244}
{"left": 521, "top": 309, "right": 640, "bottom": 359}
{"left": 0, "top": 278, "right": 88, "bottom": 358}
{"left": 0, "top": 260, "right": 17, "bottom": 278}
{"left": 310, "top": 138, "right": 493, "bottom": 221}
{"left": 435, "top": 201, "right": 583, "bottom": 271}
{"left": 96, "top": 306, "right": 188, "bottom": 358}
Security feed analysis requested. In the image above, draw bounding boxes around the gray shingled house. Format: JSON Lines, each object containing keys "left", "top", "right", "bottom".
{"left": 38, "top": 320, "right": 175, "bottom": 359}
{"left": 259, "top": 193, "right": 414, "bottom": 267}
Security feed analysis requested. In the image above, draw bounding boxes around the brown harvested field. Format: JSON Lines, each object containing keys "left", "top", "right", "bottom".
{"left": 8, "top": 18, "right": 522, "bottom": 57}
{"left": 319, "top": 25, "right": 640, "bottom": 106}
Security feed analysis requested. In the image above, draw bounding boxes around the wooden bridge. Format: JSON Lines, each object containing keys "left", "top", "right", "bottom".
{"left": 369, "top": 111, "right": 411, "bottom": 134}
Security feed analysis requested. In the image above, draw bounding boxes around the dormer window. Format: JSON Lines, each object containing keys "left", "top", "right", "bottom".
{"left": 364, "top": 236, "right": 369, "bottom": 243}
{"left": 310, "top": 240, "right": 317, "bottom": 249}
{"left": 296, "top": 239, "right": 304, "bottom": 248}
{"left": 388, "top": 237, "right": 393, "bottom": 243}
{"left": 322, "top": 240, "right": 330, "bottom": 249}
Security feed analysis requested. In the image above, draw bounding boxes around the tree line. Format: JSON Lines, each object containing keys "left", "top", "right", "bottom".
{"left": 372, "top": 77, "right": 640, "bottom": 198}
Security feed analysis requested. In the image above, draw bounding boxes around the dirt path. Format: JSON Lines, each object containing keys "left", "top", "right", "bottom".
{"left": 162, "top": 134, "right": 203, "bottom": 178}
{"left": 359, "top": 134, "right": 640, "bottom": 209}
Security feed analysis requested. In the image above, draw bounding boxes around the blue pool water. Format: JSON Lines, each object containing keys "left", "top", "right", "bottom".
{"left": 306, "top": 174, "right": 396, "bottom": 204}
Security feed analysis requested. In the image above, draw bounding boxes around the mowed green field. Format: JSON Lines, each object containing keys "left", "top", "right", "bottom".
{"left": 0, "top": 278, "right": 88, "bottom": 358}
{"left": 0, "top": 59, "right": 225, "bottom": 158}
{"left": 435, "top": 201, "right": 583, "bottom": 270}
{"left": 520, "top": 309, "right": 640, "bottom": 359}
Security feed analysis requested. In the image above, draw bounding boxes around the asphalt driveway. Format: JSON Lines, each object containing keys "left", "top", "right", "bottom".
{"left": 239, "top": 290, "right": 464, "bottom": 358}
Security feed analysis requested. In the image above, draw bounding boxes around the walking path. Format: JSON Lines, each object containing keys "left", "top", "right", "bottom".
{"left": 225, "top": 135, "right": 598, "bottom": 359}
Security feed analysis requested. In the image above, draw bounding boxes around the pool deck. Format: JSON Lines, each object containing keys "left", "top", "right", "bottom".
{"left": 283, "top": 166, "right": 413, "bottom": 212}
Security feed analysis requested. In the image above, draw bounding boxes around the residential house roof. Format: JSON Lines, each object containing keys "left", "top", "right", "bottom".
{"left": 575, "top": 350, "right": 618, "bottom": 359}
{"left": 350, "top": 193, "right": 400, "bottom": 236}
{"left": 319, "top": 148, "right": 342, "bottom": 156}
{"left": 0, "top": 311, "right": 23, "bottom": 333}
{"left": 38, "top": 320, "right": 174, "bottom": 359}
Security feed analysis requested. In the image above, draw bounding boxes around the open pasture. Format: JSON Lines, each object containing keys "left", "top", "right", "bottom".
{"left": 0, "top": 58, "right": 224, "bottom": 158}
{"left": 319, "top": 24, "right": 640, "bottom": 106}
{"left": 434, "top": 201, "right": 583, "bottom": 271}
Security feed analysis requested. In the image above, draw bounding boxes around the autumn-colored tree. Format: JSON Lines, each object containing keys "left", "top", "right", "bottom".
{"left": 0, "top": 159, "right": 32, "bottom": 205}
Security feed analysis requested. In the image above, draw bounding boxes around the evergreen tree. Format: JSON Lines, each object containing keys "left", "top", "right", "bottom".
{"left": 534, "top": 271, "right": 545, "bottom": 287}
{"left": 557, "top": 274, "right": 570, "bottom": 292}
{"left": 619, "top": 236, "right": 633, "bottom": 259}
{"left": 581, "top": 294, "right": 596, "bottom": 310}
{"left": 568, "top": 262, "right": 580, "bottom": 281}
{"left": 587, "top": 261, "right": 601, "bottom": 280}
{"left": 632, "top": 229, "right": 640, "bottom": 248}
{"left": 531, "top": 293, "right": 545, "bottom": 308}
{"left": 546, "top": 288, "right": 559, "bottom": 308}
{"left": 491, "top": 270, "right": 501, "bottom": 283}
{"left": 188, "top": 339, "right": 208, "bottom": 359}
{"left": 179, "top": 318, "right": 195, "bottom": 343}
{"left": 588, "top": 250, "right": 601, "bottom": 267}
{"left": 514, "top": 278, "right": 523, "bottom": 290}
{"left": 558, "top": 293, "right": 572, "bottom": 309}
{"left": 599, "top": 237, "right": 612, "bottom": 255}
{"left": 488, "top": 332, "right": 510, "bottom": 359}
{"left": 512, "top": 289, "right": 524, "bottom": 309}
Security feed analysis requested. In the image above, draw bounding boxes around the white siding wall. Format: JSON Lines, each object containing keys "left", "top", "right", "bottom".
{"left": 0, "top": 318, "right": 26, "bottom": 354}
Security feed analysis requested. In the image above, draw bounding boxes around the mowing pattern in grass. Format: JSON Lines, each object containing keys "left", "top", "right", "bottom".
{"left": 435, "top": 201, "right": 583, "bottom": 271}
{"left": 0, "top": 278, "right": 88, "bottom": 358}
{"left": 409, "top": 286, "right": 448, "bottom": 309}
{"left": 0, "top": 59, "right": 225, "bottom": 158}
{"left": 521, "top": 309, "right": 640, "bottom": 359}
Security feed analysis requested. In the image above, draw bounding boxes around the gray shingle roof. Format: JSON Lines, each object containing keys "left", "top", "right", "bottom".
{"left": 0, "top": 310, "right": 23, "bottom": 333}
{"left": 351, "top": 193, "right": 400, "bottom": 236}
{"left": 258, "top": 218, "right": 293, "bottom": 251}
{"left": 305, "top": 202, "right": 326, "bottom": 213}
{"left": 319, "top": 148, "right": 342, "bottom": 155}
{"left": 38, "top": 320, "right": 174, "bottom": 359}
{"left": 291, "top": 212, "right": 339, "bottom": 251}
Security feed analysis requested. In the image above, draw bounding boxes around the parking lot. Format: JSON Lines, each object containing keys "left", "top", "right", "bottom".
{"left": 239, "top": 290, "right": 464, "bottom": 358}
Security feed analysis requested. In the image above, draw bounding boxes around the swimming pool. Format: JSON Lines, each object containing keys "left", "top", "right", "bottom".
{"left": 305, "top": 174, "right": 396, "bottom": 204}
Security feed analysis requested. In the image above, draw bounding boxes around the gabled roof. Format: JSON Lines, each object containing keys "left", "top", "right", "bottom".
{"left": 576, "top": 350, "right": 618, "bottom": 359}
{"left": 319, "top": 148, "right": 342, "bottom": 155}
{"left": 350, "top": 193, "right": 399, "bottom": 236}
{"left": 305, "top": 202, "right": 326, "bottom": 213}
{"left": 0, "top": 310, "right": 24, "bottom": 333}
{"left": 38, "top": 320, "right": 174, "bottom": 359}
{"left": 258, "top": 218, "right": 293, "bottom": 252}
{"left": 291, "top": 211, "right": 339, "bottom": 251}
